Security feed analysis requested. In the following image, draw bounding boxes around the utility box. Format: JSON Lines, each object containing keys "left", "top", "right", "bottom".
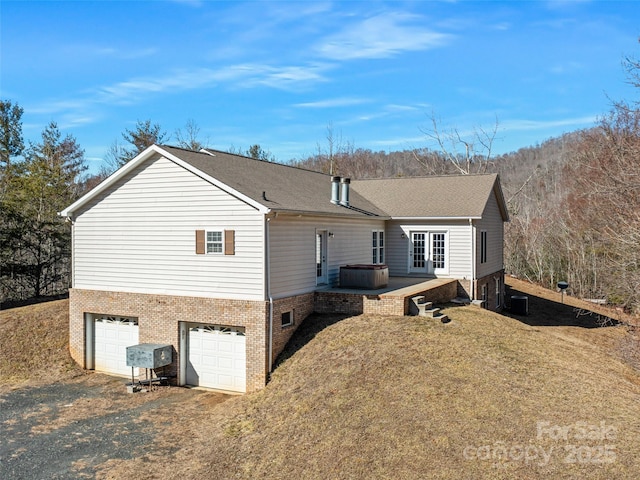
{"left": 126, "top": 343, "right": 172, "bottom": 369}
{"left": 510, "top": 295, "right": 529, "bottom": 316}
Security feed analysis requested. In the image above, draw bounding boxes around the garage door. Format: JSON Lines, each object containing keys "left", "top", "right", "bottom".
{"left": 94, "top": 316, "right": 139, "bottom": 376}
{"left": 187, "top": 324, "right": 246, "bottom": 393}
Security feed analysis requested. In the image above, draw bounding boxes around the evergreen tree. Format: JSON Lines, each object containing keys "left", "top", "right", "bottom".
{"left": 0, "top": 121, "right": 86, "bottom": 301}
{"left": 0, "top": 100, "right": 24, "bottom": 167}
{"left": 105, "top": 120, "right": 167, "bottom": 171}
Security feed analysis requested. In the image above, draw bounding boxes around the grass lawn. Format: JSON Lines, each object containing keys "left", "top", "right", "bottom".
{"left": 1, "top": 279, "right": 639, "bottom": 479}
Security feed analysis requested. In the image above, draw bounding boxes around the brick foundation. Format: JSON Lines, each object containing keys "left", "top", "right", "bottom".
{"left": 70, "top": 289, "right": 273, "bottom": 392}
{"left": 474, "top": 270, "right": 505, "bottom": 312}
{"left": 70, "top": 275, "right": 503, "bottom": 394}
{"left": 69, "top": 289, "right": 317, "bottom": 393}
{"left": 270, "top": 293, "right": 315, "bottom": 364}
{"left": 314, "top": 279, "right": 459, "bottom": 316}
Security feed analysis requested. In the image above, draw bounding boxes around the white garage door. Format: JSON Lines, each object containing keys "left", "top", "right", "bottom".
{"left": 94, "top": 316, "right": 139, "bottom": 376}
{"left": 187, "top": 324, "right": 246, "bottom": 393}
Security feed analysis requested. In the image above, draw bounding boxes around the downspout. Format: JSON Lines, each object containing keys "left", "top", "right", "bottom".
{"left": 60, "top": 212, "right": 75, "bottom": 288}
{"left": 69, "top": 215, "right": 75, "bottom": 288}
{"left": 266, "top": 215, "right": 274, "bottom": 374}
{"left": 470, "top": 218, "right": 476, "bottom": 300}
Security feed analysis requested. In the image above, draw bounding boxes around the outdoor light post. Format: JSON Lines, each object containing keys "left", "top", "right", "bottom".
{"left": 557, "top": 281, "right": 569, "bottom": 304}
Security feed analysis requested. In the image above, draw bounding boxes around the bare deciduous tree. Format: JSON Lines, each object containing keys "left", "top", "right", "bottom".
{"left": 175, "top": 119, "right": 209, "bottom": 151}
{"left": 419, "top": 113, "right": 499, "bottom": 175}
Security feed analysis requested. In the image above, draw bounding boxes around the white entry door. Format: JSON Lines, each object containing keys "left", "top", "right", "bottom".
{"left": 94, "top": 316, "right": 139, "bottom": 376}
{"left": 316, "top": 230, "right": 328, "bottom": 285}
{"left": 186, "top": 324, "right": 246, "bottom": 393}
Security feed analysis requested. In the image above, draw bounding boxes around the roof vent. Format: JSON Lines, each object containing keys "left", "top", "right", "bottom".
{"left": 340, "top": 177, "right": 350, "bottom": 207}
{"left": 330, "top": 176, "right": 341, "bottom": 204}
{"left": 199, "top": 148, "right": 216, "bottom": 157}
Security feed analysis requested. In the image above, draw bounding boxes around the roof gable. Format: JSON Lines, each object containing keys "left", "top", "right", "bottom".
{"left": 60, "top": 145, "right": 387, "bottom": 219}
{"left": 164, "top": 146, "right": 387, "bottom": 217}
{"left": 60, "top": 144, "right": 508, "bottom": 222}
{"left": 351, "top": 173, "right": 509, "bottom": 221}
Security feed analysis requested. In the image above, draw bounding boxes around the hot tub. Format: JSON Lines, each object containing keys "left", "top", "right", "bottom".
{"left": 339, "top": 264, "right": 389, "bottom": 289}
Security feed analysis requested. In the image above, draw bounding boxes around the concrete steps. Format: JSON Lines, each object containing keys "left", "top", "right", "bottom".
{"left": 410, "top": 295, "right": 449, "bottom": 323}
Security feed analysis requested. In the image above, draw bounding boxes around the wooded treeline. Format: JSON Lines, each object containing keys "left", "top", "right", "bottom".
{"left": 0, "top": 105, "right": 86, "bottom": 305}
{"left": 291, "top": 87, "right": 640, "bottom": 313}
{"left": 2, "top": 52, "right": 639, "bottom": 311}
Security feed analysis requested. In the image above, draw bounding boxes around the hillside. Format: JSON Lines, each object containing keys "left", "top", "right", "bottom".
{"left": 177, "top": 299, "right": 639, "bottom": 479}
{"left": 0, "top": 299, "right": 81, "bottom": 389}
{"left": 2, "top": 283, "right": 640, "bottom": 479}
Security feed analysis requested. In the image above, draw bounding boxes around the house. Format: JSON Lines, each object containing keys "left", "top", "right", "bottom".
{"left": 59, "top": 145, "right": 509, "bottom": 393}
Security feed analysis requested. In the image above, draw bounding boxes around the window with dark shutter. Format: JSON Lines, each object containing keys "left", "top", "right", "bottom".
{"left": 195, "top": 230, "right": 205, "bottom": 254}
{"left": 224, "top": 230, "right": 235, "bottom": 255}
{"left": 480, "top": 231, "right": 487, "bottom": 264}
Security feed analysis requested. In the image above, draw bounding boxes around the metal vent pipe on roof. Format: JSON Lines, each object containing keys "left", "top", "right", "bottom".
{"left": 330, "top": 176, "right": 341, "bottom": 204}
{"left": 340, "top": 177, "right": 350, "bottom": 207}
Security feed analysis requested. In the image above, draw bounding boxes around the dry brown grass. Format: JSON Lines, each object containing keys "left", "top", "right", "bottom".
{"left": 3, "top": 283, "right": 640, "bottom": 479}
{"left": 0, "top": 299, "right": 81, "bottom": 389}
{"left": 103, "top": 282, "right": 640, "bottom": 479}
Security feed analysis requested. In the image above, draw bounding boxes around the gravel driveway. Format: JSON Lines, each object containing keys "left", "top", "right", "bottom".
{"left": 0, "top": 374, "right": 229, "bottom": 479}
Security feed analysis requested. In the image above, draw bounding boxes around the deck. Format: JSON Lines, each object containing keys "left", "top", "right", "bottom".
{"left": 314, "top": 276, "right": 459, "bottom": 316}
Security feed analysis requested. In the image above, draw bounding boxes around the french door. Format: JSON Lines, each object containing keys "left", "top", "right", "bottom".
{"left": 409, "top": 232, "right": 428, "bottom": 273}
{"left": 409, "top": 231, "right": 447, "bottom": 274}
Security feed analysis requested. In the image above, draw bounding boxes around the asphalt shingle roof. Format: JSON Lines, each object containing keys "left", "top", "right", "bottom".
{"left": 162, "top": 146, "right": 388, "bottom": 218}
{"left": 61, "top": 145, "right": 508, "bottom": 222}
{"left": 164, "top": 146, "right": 508, "bottom": 220}
{"left": 350, "top": 174, "right": 507, "bottom": 219}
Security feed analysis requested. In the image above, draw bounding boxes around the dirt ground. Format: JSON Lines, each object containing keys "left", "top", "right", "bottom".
{"left": 0, "top": 373, "right": 231, "bottom": 479}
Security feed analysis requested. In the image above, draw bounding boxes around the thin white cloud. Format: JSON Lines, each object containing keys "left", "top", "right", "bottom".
{"left": 94, "top": 63, "right": 331, "bottom": 105}
{"left": 95, "top": 69, "right": 218, "bottom": 104}
{"left": 503, "top": 115, "right": 597, "bottom": 131}
{"left": 249, "top": 64, "right": 331, "bottom": 89}
{"left": 549, "top": 61, "right": 583, "bottom": 74}
{"left": 316, "top": 12, "right": 453, "bottom": 60}
{"left": 385, "top": 104, "right": 422, "bottom": 112}
{"left": 369, "top": 135, "right": 426, "bottom": 148}
{"left": 62, "top": 44, "right": 158, "bottom": 61}
{"left": 337, "top": 103, "right": 424, "bottom": 125}
{"left": 59, "top": 115, "right": 101, "bottom": 129}
{"left": 168, "top": 0, "right": 204, "bottom": 7}
{"left": 294, "top": 97, "right": 370, "bottom": 108}
{"left": 27, "top": 62, "right": 332, "bottom": 130}
{"left": 28, "top": 100, "right": 88, "bottom": 115}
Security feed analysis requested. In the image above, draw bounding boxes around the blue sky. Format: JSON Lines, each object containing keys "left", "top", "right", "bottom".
{"left": 1, "top": 1, "right": 638, "bottom": 173}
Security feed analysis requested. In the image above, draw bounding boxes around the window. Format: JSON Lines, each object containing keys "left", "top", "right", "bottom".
{"left": 196, "top": 229, "right": 235, "bottom": 255}
{"left": 495, "top": 277, "right": 501, "bottom": 308}
{"left": 372, "top": 230, "right": 385, "bottom": 264}
{"left": 480, "top": 231, "right": 487, "bottom": 264}
{"left": 207, "top": 231, "right": 223, "bottom": 253}
{"left": 431, "top": 233, "right": 445, "bottom": 270}
{"left": 281, "top": 310, "right": 294, "bottom": 327}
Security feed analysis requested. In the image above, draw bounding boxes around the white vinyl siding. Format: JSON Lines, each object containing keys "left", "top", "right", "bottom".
{"left": 269, "top": 215, "right": 385, "bottom": 298}
{"left": 72, "top": 154, "right": 264, "bottom": 300}
{"left": 385, "top": 220, "right": 472, "bottom": 279}
{"left": 476, "top": 193, "right": 505, "bottom": 278}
